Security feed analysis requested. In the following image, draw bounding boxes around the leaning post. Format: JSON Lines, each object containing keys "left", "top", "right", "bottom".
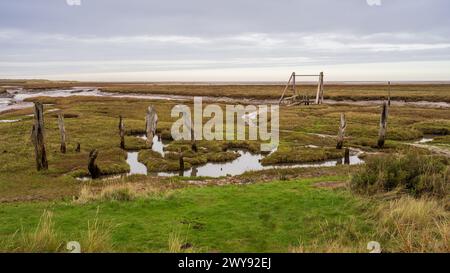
{"left": 119, "top": 115, "right": 125, "bottom": 149}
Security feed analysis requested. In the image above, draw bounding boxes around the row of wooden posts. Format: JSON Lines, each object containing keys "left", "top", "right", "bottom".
{"left": 31, "top": 99, "right": 389, "bottom": 176}
{"left": 336, "top": 100, "right": 389, "bottom": 154}
{"left": 31, "top": 103, "right": 159, "bottom": 178}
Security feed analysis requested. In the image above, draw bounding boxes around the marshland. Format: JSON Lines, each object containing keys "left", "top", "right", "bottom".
{"left": 0, "top": 80, "right": 448, "bottom": 253}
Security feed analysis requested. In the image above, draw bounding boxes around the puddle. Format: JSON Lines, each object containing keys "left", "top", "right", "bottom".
{"left": 157, "top": 149, "right": 364, "bottom": 178}
{"left": 126, "top": 152, "right": 148, "bottom": 175}
{"left": 0, "top": 119, "right": 20, "bottom": 123}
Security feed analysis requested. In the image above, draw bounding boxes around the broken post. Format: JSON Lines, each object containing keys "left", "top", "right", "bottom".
{"left": 57, "top": 113, "right": 66, "bottom": 153}
{"left": 344, "top": 148, "right": 350, "bottom": 165}
{"left": 387, "top": 81, "right": 391, "bottom": 107}
{"left": 31, "top": 102, "right": 48, "bottom": 171}
{"left": 179, "top": 149, "right": 185, "bottom": 176}
{"left": 145, "top": 106, "right": 158, "bottom": 147}
{"left": 88, "top": 149, "right": 101, "bottom": 179}
{"left": 336, "top": 113, "right": 347, "bottom": 149}
{"left": 75, "top": 143, "right": 81, "bottom": 153}
{"left": 378, "top": 102, "right": 388, "bottom": 148}
{"left": 119, "top": 115, "right": 125, "bottom": 149}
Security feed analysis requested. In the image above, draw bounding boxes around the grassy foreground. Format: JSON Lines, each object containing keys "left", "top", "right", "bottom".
{"left": 0, "top": 176, "right": 376, "bottom": 253}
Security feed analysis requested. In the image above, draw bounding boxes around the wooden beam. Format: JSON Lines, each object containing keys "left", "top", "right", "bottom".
{"left": 279, "top": 72, "right": 294, "bottom": 104}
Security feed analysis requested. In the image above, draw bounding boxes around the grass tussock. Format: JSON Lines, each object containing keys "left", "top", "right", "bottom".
{"left": 351, "top": 151, "right": 449, "bottom": 197}
{"left": 168, "top": 229, "right": 195, "bottom": 253}
{"left": 375, "top": 197, "right": 449, "bottom": 253}
{"left": 1, "top": 209, "right": 112, "bottom": 253}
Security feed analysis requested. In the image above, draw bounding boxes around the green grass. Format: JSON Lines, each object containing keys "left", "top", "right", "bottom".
{"left": 0, "top": 177, "right": 374, "bottom": 252}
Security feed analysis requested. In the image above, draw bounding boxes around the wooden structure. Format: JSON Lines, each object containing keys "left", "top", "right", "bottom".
{"left": 88, "top": 149, "right": 101, "bottom": 179}
{"left": 336, "top": 113, "right": 346, "bottom": 149}
{"left": 279, "top": 72, "right": 324, "bottom": 105}
{"left": 31, "top": 102, "right": 48, "bottom": 171}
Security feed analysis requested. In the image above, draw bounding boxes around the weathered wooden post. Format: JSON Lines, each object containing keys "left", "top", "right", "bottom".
{"left": 57, "top": 113, "right": 66, "bottom": 153}
{"left": 119, "top": 115, "right": 125, "bottom": 149}
{"left": 145, "top": 106, "right": 158, "bottom": 147}
{"left": 378, "top": 102, "right": 388, "bottom": 148}
{"left": 344, "top": 148, "right": 350, "bottom": 165}
{"left": 387, "top": 81, "right": 391, "bottom": 107}
{"left": 75, "top": 143, "right": 81, "bottom": 153}
{"left": 88, "top": 149, "right": 101, "bottom": 179}
{"left": 315, "top": 72, "right": 324, "bottom": 104}
{"left": 31, "top": 102, "right": 48, "bottom": 171}
{"left": 179, "top": 149, "right": 184, "bottom": 176}
{"left": 336, "top": 113, "right": 347, "bottom": 149}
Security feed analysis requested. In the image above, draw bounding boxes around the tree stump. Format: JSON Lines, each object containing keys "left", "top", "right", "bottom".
{"left": 336, "top": 113, "right": 347, "bottom": 149}
{"left": 378, "top": 102, "right": 388, "bottom": 148}
{"left": 57, "top": 113, "right": 66, "bottom": 153}
{"left": 88, "top": 149, "right": 101, "bottom": 179}
{"left": 145, "top": 106, "right": 158, "bottom": 147}
{"left": 31, "top": 102, "right": 48, "bottom": 171}
{"left": 75, "top": 143, "right": 81, "bottom": 153}
{"left": 119, "top": 115, "right": 125, "bottom": 149}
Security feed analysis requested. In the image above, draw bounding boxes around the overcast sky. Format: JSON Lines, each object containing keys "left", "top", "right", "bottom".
{"left": 1, "top": 0, "right": 449, "bottom": 81}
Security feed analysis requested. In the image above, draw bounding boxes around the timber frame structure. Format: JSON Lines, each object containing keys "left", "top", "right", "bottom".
{"left": 279, "top": 72, "right": 324, "bottom": 105}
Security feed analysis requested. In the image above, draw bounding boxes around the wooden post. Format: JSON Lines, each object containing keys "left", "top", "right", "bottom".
{"left": 336, "top": 113, "right": 347, "bottom": 149}
{"left": 145, "top": 106, "right": 158, "bottom": 147}
{"left": 387, "top": 81, "right": 391, "bottom": 107}
{"left": 119, "top": 115, "right": 125, "bottom": 149}
{"left": 344, "top": 148, "right": 350, "bottom": 165}
{"left": 279, "top": 72, "right": 294, "bottom": 104}
{"left": 315, "top": 72, "right": 324, "bottom": 104}
{"left": 179, "top": 149, "right": 184, "bottom": 176}
{"left": 378, "top": 102, "right": 388, "bottom": 148}
{"left": 75, "top": 143, "right": 81, "bottom": 153}
{"left": 31, "top": 102, "right": 48, "bottom": 171}
{"left": 292, "top": 72, "right": 296, "bottom": 96}
{"left": 88, "top": 149, "right": 101, "bottom": 179}
{"left": 57, "top": 113, "right": 66, "bottom": 153}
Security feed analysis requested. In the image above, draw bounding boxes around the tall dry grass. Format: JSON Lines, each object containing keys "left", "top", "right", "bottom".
{"left": 1, "top": 209, "right": 113, "bottom": 253}
{"left": 375, "top": 197, "right": 449, "bottom": 253}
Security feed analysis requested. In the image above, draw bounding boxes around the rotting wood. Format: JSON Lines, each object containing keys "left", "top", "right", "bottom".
{"left": 344, "top": 148, "right": 350, "bottom": 165}
{"left": 378, "top": 102, "right": 388, "bottom": 148}
{"left": 387, "top": 81, "right": 391, "bottom": 106}
{"left": 88, "top": 149, "right": 101, "bottom": 179}
{"left": 31, "top": 102, "right": 48, "bottom": 171}
{"left": 336, "top": 113, "right": 347, "bottom": 149}
{"left": 179, "top": 148, "right": 184, "bottom": 176}
{"left": 57, "top": 113, "right": 66, "bottom": 153}
{"left": 145, "top": 106, "right": 158, "bottom": 147}
{"left": 119, "top": 115, "right": 125, "bottom": 149}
